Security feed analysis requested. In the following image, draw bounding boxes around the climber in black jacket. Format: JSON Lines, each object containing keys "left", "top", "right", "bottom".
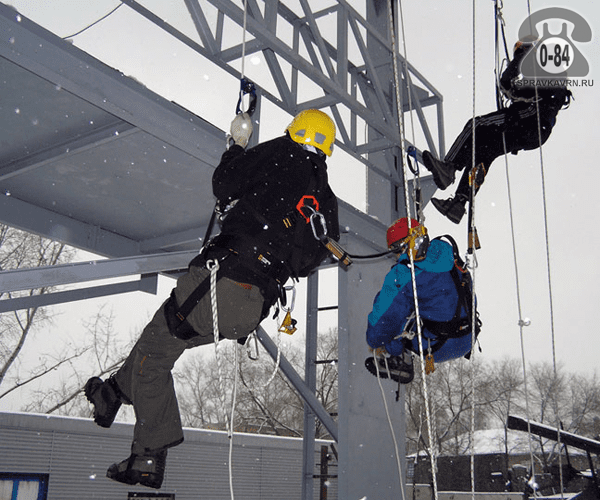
{"left": 83, "top": 109, "right": 340, "bottom": 489}
{"left": 423, "top": 37, "right": 572, "bottom": 223}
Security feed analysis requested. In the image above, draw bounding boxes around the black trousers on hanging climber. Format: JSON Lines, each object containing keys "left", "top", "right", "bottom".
{"left": 422, "top": 39, "right": 572, "bottom": 224}
{"left": 83, "top": 109, "right": 340, "bottom": 489}
{"left": 423, "top": 101, "right": 556, "bottom": 223}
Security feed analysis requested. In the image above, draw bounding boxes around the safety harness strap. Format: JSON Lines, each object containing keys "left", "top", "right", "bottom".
{"left": 164, "top": 272, "right": 217, "bottom": 340}
{"left": 211, "top": 233, "right": 292, "bottom": 285}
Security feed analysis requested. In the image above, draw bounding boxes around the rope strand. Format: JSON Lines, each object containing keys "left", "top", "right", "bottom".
{"left": 388, "top": 2, "right": 435, "bottom": 499}
{"left": 468, "top": 1, "right": 478, "bottom": 495}
{"left": 207, "top": 258, "right": 236, "bottom": 500}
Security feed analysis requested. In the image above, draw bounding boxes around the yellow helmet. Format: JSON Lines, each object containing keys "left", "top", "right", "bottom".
{"left": 286, "top": 109, "right": 336, "bottom": 156}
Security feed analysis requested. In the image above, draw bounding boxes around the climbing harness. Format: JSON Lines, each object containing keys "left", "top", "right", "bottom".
{"left": 398, "top": 235, "right": 482, "bottom": 365}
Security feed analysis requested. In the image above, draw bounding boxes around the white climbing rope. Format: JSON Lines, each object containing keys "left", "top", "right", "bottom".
{"left": 207, "top": 258, "right": 236, "bottom": 500}
{"left": 468, "top": 0, "right": 478, "bottom": 496}
{"left": 373, "top": 353, "right": 405, "bottom": 495}
{"left": 396, "top": 0, "right": 423, "bottom": 222}
{"left": 501, "top": 133, "right": 538, "bottom": 492}
{"left": 387, "top": 1, "right": 433, "bottom": 499}
{"left": 240, "top": 0, "right": 248, "bottom": 81}
{"left": 499, "top": 0, "right": 565, "bottom": 492}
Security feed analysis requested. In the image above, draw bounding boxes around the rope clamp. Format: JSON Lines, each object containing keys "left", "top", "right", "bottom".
{"left": 278, "top": 310, "right": 298, "bottom": 335}
{"left": 278, "top": 285, "right": 297, "bottom": 335}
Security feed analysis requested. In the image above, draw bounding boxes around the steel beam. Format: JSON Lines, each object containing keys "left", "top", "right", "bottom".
{"left": 255, "top": 326, "right": 338, "bottom": 442}
{"left": 0, "top": 274, "right": 158, "bottom": 313}
{"left": 0, "top": 251, "right": 194, "bottom": 294}
{"left": 508, "top": 415, "right": 600, "bottom": 455}
{"left": 0, "top": 195, "right": 141, "bottom": 258}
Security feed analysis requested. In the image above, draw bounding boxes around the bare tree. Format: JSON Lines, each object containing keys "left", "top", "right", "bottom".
{"left": 564, "top": 371, "right": 600, "bottom": 438}
{"left": 0, "top": 225, "right": 75, "bottom": 400}
{"left": 405, "top": 355, "right": 492, "bottom": 456}
{"left": 314, "top": 328, "right": 338, "bottom": 438}
{"left": 482, "top": 357, "right": 527, "bottom": 471}
{"left": 0, "top": 225, "right": 134, "bottom": 420}
{"left": 22, "top": 306, "right": 134, "bottom": 419}
{"left": 174, "top": 329, "right": 339, "bottom": 438}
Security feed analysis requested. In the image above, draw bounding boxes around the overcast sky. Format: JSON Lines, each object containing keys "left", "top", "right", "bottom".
{"left": 3, "top": 0, "right": 599, "bottom": 385}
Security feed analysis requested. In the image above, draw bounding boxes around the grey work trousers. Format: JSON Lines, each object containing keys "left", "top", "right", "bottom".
{"left": 114, "top": 264, "right": 266, "bottom": 455}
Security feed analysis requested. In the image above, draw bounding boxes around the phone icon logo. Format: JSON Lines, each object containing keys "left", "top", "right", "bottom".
{"left": 518, "top": 7, "right": 591, "bottom": 79}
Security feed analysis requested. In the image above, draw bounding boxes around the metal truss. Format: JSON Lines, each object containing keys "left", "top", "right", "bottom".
{"left": 121, "top": 0, "right": 445, "bottom": 180}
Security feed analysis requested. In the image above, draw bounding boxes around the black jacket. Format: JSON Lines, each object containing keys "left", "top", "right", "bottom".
{"left": 500, "top": 45, "right": 572, "bottom": 122}
{"left": 208, "top": 135, "right": 340, "bottom": 293}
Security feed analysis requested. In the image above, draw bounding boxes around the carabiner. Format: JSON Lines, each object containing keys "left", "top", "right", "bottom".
{"left": 309, "top": 210, "right": 328, "bottom": 241}
{"left": 245, "top": 331, "right": 260, "bottom": 361}
{"left": 282, "top": 284, "right": 296, "bottom": 312}
{"left": 236, "top": 78, "right": 257, "bottom": 116}
{"left": 407, "top": 146, "right": 419, "bottom": 175}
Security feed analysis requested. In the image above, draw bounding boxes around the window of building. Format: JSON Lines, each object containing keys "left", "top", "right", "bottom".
{"left": 0, "top": 473, "right": 48, "bottom": 500}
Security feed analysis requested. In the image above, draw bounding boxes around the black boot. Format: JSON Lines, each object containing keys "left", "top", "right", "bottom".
{"left": 107, "top": 450, "right": 167, "bottom": 489}
{"left": 422, "top": 151, "right": 456, "bottom": 190}
{"left": 431, "top": 195, "right": 467, "bottom": 224}
{"left": 365, "top": 351, "right": 414, "bottom": 384}
{"left": 84, "top": 375, "right": 126, "bottom": 428}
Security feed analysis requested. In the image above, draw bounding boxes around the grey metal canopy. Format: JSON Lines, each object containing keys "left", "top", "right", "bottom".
{"left": 1, "top": 4, "right": 223, "bottom": 259}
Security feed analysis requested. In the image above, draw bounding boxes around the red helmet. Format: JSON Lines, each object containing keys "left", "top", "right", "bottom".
{"left": 387, "top": 218, "right": 430, "bottom": 261}
{"left": 386, "top": 217, "right": 419, "bottom": 248}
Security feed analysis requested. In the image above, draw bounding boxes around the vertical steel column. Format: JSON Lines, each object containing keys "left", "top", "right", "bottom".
{"left": 302, "top": 270, "right": 319, "bottom": 499}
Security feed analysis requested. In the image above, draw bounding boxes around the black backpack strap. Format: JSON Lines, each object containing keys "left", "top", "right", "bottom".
{"left": 418, "top": 235, "right": 481, "bottom": 341}
{"left": 164, "top": 272, "right": 217, "bottom": 340}
{"left": 433, "top": 234, "right": 464, "bottom": 267}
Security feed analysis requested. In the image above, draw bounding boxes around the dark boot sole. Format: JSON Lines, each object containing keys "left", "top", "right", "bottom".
{"left": 365, "top": 357, "right": 414, "bottom": 384}
{"left": 106, "top": 453, "right": 166, "bottom": 489}
{"left": 84, "top": 377, "right": 121, "bottom": 428}
{"left": 106, "top": 466, "right": 163, "bottom": 489}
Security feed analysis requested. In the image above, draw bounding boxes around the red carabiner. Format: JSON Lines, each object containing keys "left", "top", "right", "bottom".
{"left": 296, "top": 195, "right": 319, "bottom": 223}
